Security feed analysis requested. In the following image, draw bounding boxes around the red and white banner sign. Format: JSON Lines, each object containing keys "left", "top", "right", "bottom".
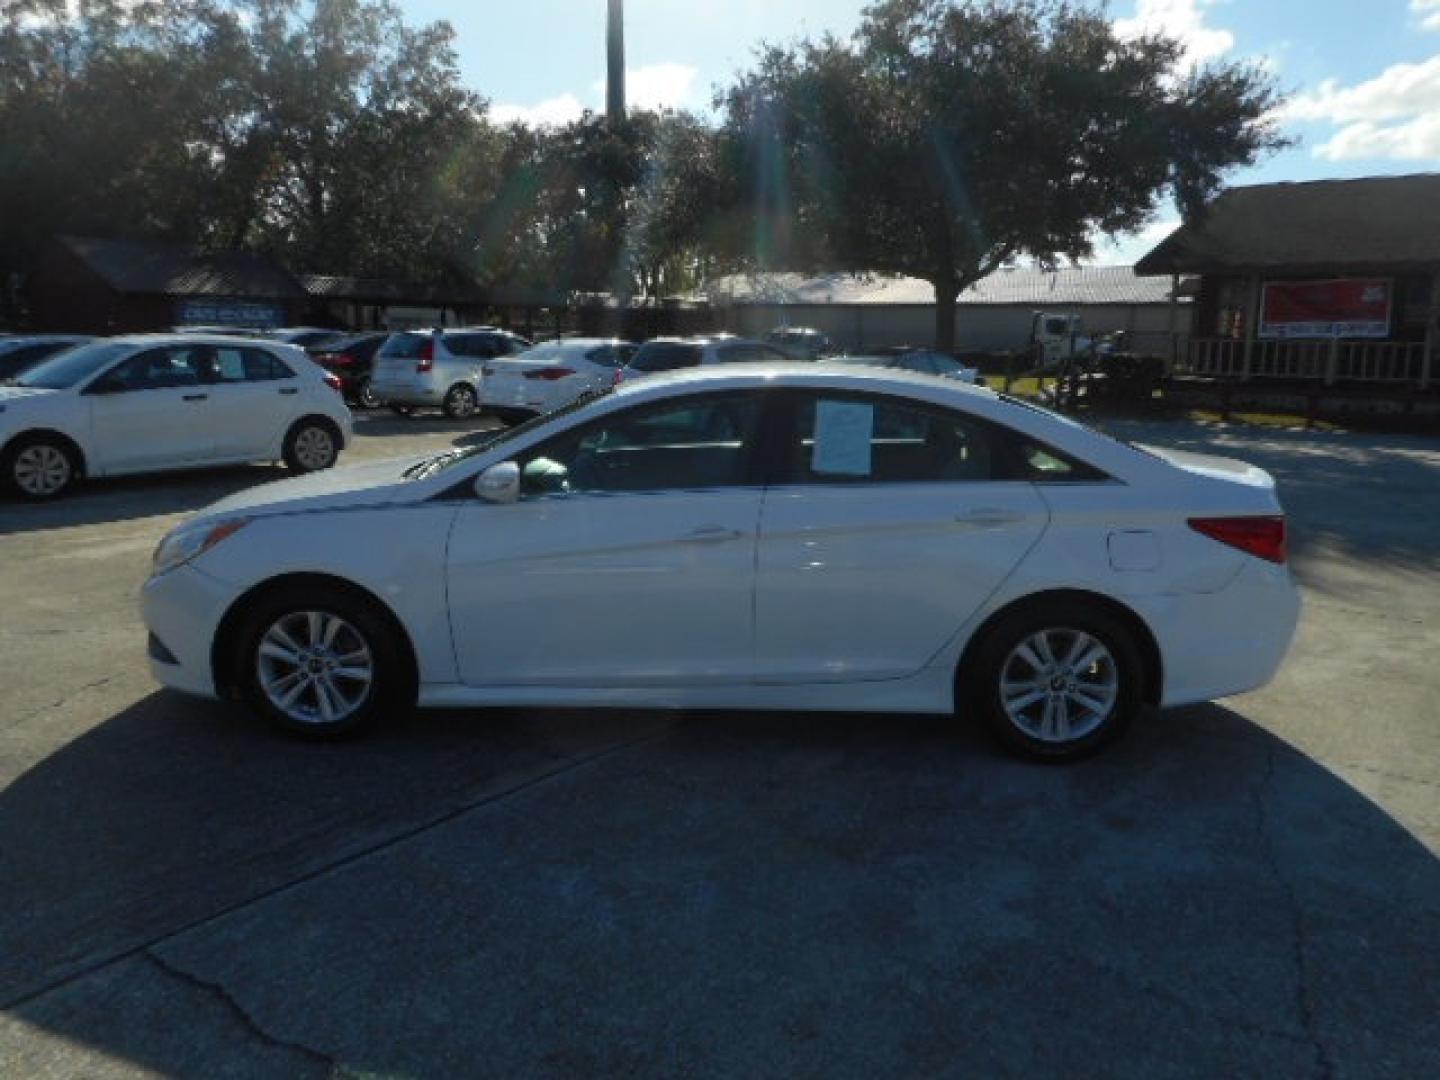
{"left": 1259, "top": 279, "right": 1392, "bottom": 339}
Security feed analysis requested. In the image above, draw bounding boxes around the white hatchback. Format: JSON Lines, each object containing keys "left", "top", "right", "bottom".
{"left": 142, "top": 365, "right": 1299, "bottom": 760}
{"left": 479, "top": 338, "right": 635, "bottom": 421}
{"left": 1, "top": 335, "right": 352, "bottom": 499}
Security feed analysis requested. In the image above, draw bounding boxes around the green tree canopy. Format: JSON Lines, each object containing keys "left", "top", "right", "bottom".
{"left": 718, "top": 0, "right": 1287, "bottom": 348}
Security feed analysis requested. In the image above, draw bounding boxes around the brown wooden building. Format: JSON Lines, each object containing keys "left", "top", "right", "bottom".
{"left": 1136, "top": 174, "right": 1440, "bottom": 389}
{"left": 27, "top": 235, "right": 307, "bottom": 333}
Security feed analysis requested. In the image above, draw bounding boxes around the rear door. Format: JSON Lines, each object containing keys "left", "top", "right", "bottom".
{"left": 85, "top": 345, "right": 215, "bottom": 472}
{"left": 754, "top": 391, "right": 1049, "bottom": 682}
{"left": 204, "top": 346, "right": 302, "bottom": 458}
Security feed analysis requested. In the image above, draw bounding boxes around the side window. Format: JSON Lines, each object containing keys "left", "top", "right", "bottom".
{"left": 242, "top": 349, "right": 294, "bottom": 381}
{"left": 586, "top": 346, "right": 623, "bottom": 368}
{"left": 103, "top": 346, "right": 204, "bottom": 391}
{"left": 717, "top": 343, "right": 784, "bottom": 364}
{"left": 784, "top": 394, "right": 1001, "bottom": 484}
{"left": 516, "top": 393, "right": 763, "bottom": 497}
{"left": 211, "top": 347, "right": 248, "bottom": 383}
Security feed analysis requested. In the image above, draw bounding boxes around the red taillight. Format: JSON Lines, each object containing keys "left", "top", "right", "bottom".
{"left": 416, "top": 340, "right": 434, "bottom": 373}
{"left": 524, "top": 366, "right": 574, "bottom": 381}
{"left": 1188, "top": 515, "right": 1287, "bottom": 564}
{"left": 322, "top": 373, "right": 344, "bottom": 393}
{"left": 328, "top": 353, "right": 356, "bottom": 368}
{"left": 612, "top": 367, "right": 626, "bottom": 385}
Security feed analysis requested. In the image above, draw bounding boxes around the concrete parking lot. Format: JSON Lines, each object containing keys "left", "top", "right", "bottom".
{"left": 1, "top": 412, "right": 1437, "bottom": 1077}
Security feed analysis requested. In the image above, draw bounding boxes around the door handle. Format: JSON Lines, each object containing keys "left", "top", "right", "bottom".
{"left": 956, "top": 508, "right": 1023, "bottom": 527}
{"left": 678, "top": 525, "right": 744, "bottom": 544}
{"left": 278, "top": 387, "right": 299, "bottom": 396}
{"left": 182, "top": 393, "right": 207, "bottom": 402}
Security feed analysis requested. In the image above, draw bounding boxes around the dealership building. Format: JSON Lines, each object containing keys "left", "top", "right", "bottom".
{"left": 1136, "top": 173, "right": 1440, "bottom": 389}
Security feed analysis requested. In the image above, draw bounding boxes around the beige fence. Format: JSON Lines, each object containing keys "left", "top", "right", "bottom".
{"left": 1183, "top": 338, "right": 1431, "bottom": 387}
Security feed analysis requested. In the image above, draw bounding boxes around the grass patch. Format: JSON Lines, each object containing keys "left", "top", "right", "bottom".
{"left": 1185, "top": 408, "right": 1344, "bottom": 432}
{"left": 982, "top": 375, "right": 1045, "bottom": 396}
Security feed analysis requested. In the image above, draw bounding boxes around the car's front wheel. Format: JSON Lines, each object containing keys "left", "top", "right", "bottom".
{"left": 282, "top": 418, "right": 339, "bottom": 473}
{"left": 966, "top": 601, "right": 1143, "bottom": 761}
{"left": 236, "top": 586, "right": 413, "bottom": 738}
{"left": 354, "top": 378, "right": 379, "bottom": 410}
{"left": 3, "top": 435, "right": 81, "bottom": 500}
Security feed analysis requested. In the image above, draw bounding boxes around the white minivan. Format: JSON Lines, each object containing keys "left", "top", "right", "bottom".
{"left": 0, "top": 334, "right": 353, "bottom": 499}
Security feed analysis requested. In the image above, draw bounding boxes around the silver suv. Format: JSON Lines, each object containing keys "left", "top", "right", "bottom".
{"left": 617, "top": 336, "right": 790, "bottom": 383}
{"left": 370, "top": 327, "right": 531, "bottom": 418}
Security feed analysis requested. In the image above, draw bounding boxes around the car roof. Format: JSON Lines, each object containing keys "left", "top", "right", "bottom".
{"left": 526, "top": 337, "right": 627, "bottom": 348}
{"left": 612, "top": 360, "right": 997, "bottom": 402}
{"left": 102, "top": 332, "right": 291, "bottom": 348}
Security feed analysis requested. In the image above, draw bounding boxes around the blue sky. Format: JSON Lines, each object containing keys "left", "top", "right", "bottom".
{"left": 406, "top": 0, "right": 1440, "bottom": 263}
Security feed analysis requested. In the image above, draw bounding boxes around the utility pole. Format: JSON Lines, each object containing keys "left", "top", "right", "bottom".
{"left": 606, "top": 0, "right": 625, "bottom": 123}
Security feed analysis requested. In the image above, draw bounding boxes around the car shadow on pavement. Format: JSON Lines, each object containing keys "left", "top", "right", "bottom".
{"left": 2, "top": 696, "right": 1436, "bottom": 1077}
{"left": 0, "top": 464, "right": 290, "bottom": 535}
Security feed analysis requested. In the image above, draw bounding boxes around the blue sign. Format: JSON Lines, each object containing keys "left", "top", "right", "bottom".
{"left": 176, "top": 299, "right": 286, "bottom": 329}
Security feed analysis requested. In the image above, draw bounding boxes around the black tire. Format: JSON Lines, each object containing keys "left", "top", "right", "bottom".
{"left": 494, "top": 407, "right": 536, "bottom": 426}
{"left": 2, "top": 434, "right": 81, "bottom": 500}
{"left": 442, "top": 383, "right": 479, "bottom": 420}
{"left": 964, "top": 600, "right": 1143, "bottom": 762}
{"left": 282, "top": 418, "right": 340, "bottom": 474}
{"left": 234, "top": 584, "right": 415, "bottom": 739}
{"left": 354, "top": 378, "right": 379, "bottom": 410}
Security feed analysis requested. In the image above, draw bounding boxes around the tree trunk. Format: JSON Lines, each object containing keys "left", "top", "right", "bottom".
{"left": 933, "top": 274, "right": 961, "bottom": 352}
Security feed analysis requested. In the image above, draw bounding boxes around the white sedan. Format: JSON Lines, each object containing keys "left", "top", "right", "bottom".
{"left": 142, "top": 365, "right": 1299, "bottom": 760}
{"left": 479, "top": 338, "right": 634, "bottom": 421}
{"left": 1, "top": 335, "right": 353, "bottom": 499}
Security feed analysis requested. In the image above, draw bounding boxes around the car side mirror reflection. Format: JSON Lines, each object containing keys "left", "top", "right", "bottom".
{"left": 474, "top": 461, "right": 520, "bottom": 504}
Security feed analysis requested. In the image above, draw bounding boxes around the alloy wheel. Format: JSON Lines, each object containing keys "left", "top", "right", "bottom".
{"left": 256, "top": 610, "right": 374, "bottom": 726}
{"left": 998, "top": 627, "right": 1119, "bottom": 744}
{"left": 13, "top": 444, "right": 71, "bottom": 496}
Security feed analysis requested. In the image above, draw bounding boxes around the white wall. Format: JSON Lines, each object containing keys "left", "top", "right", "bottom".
{"left": 719, "top": 302, "right": 1192, "bottom": 355}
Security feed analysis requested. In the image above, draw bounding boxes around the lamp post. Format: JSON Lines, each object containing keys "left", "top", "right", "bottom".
{"left": 606, "top": 0, "right": 625, "bottom": 122}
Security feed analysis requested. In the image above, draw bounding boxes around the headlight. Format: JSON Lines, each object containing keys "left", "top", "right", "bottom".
{"left": 151, "top": 518, "right": 250, "bottom": 576}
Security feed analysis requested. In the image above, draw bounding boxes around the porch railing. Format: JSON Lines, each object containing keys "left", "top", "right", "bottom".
{"left": 1182, "top": 338, "right": 1432, "bottom": 387}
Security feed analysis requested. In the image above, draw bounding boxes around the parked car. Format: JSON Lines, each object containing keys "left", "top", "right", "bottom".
{"left": 308, "top": 332, "right": 392, "bottom": 408}
{"left": 141, "top": 363, "right": 1298, "bottom": 761}
{"left": 479, "top": 338, "right": 635, "bottom": 422}
{"left": 0, "top": 335, "right": 93, "bottom": 382}
{"left": 840, "top": 347, "right": 980, "bottom": 383}
{"left": 765, "top": 326, "right": 833, "bottom": 359}
{"left": 269, "top": 327, "right": 344, "bottom": 350}
{"left": 617, "top": 336, "right": 790, "bottom": 381}
{"left": 369, "top": 327, "right": 531, "bottom": 418}
{"left": 0, "top": 334, "right": 352, "bottom": 499}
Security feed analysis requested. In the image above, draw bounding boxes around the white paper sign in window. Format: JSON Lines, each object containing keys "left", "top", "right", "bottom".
{"left": 811, "top": 400, "right": 874, "bottom": 476}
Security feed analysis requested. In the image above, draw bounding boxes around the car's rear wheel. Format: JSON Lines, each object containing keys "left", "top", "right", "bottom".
{"left": 283, "top": 419, "right": 339, "bottom": 473}
{"left": 443, "top": 383, "right": 478, "bottom": 419}
{"left": 966, "top": 601, "right": 1142, "bottom": 761}
{"left": 3, "top": 435, "right": 80, "bottom": 500}
{"left": 236, "top": 586, "right": 412, "bottom": 738}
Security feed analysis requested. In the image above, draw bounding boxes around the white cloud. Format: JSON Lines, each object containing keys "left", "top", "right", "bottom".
{"left": 490, "top": 94, "right": 586, "bottom": 127}
{"left": 591, "top": 62, "right": 699, "bottom": 113}
{"left": 1414, "top": 0, "right": 1440, "bottom": 32}
{"left": 1281, "top": 55, "right": 1440, "bottom": 161}
{"left": 1113, "top": 0, "right": 1235, "bottom": 67}
{"left": 492, "top": 62, "right": 698, "bottom": 128}
{"left": 1089, "top": 218, "right": 1182, "bottom": 266}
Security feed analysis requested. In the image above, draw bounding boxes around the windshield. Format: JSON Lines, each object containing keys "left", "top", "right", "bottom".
{"left": 13, "top": 342, "right": 131, "bottom": 390}
{"left": 424, "top": 388, "right": 616, "bottom": 476}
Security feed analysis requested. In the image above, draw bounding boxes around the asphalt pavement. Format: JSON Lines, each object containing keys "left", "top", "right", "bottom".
{"left": 1, "top": 411, "right": 1436, "bottom": 1078}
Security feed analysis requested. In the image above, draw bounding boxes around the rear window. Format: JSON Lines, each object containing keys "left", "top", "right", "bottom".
{"left": 629, "top": 342, "right": 702, "bottom": 373}
{"left": 381, "top": 333, "right": 429, "bottom": 359}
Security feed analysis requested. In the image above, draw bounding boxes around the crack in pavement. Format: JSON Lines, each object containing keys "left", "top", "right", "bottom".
{"left": 2, "top": 675, "right": 120, "bottom": 734}
{"left": 143, "top": 952, "right": 350, "bottom": 1077}
{"left": 1250, "top": 743, "right": 1337, "bottom": 1080}
{"left": 1, "top": 723, "right": 671, "bottom": 1012}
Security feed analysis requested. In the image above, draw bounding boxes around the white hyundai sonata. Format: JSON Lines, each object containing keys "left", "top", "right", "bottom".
{"left": 142, "top": 364, "right": 1299, "bottom": 760}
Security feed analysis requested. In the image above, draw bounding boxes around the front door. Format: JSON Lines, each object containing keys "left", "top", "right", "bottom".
{"left": 754, "top": 391, "right": 1050, "bottom": 682}
{"left": 446, "top": 391, "right": 768, "bottom": 687}
{"left": 85, "top": 345, "right": 216, "bottom": 473}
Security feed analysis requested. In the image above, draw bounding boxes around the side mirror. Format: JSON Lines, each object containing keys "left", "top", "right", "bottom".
{"left": 474, "top": 461, "right": 520, "bottom": 504}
